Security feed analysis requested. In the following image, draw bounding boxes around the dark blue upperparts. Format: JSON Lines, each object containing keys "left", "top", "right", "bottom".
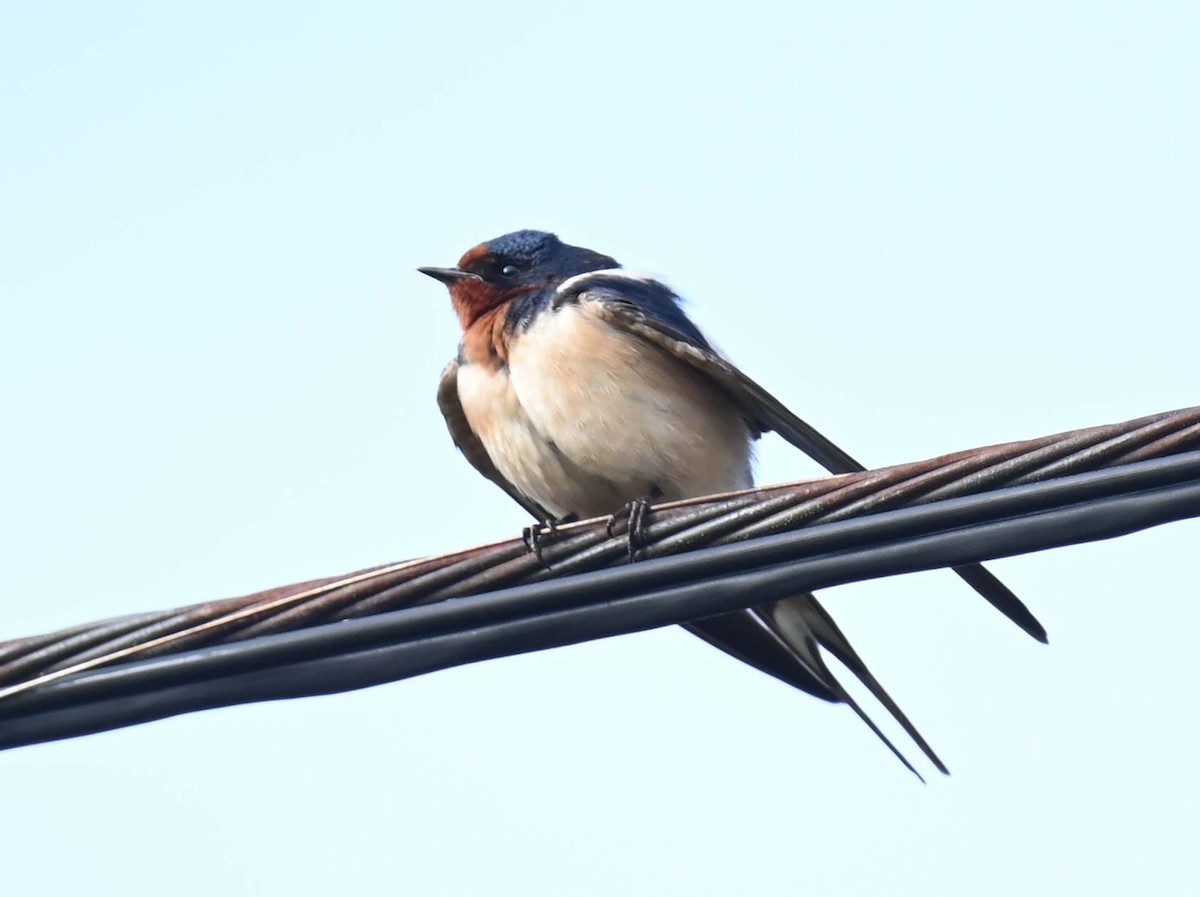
{"left": 552, "top": 272, "right": 713, "bottom": 352}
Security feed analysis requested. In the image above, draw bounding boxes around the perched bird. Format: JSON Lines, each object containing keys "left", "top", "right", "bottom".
{"left": 421, "top": 229, "right": 1046, "bottom": 778}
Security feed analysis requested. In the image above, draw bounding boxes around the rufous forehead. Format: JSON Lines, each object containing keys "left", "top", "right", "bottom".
{"left": 456, "top": 242, "right": 490, "bottom": 268}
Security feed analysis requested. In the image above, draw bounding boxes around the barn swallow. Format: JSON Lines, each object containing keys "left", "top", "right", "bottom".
{"left": 421, "top": 229, "right": 1047, "bottom": 778}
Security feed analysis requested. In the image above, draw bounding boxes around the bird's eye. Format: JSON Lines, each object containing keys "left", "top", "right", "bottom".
{"left": 500, "top": 264, "right": 520, "bottom": 277}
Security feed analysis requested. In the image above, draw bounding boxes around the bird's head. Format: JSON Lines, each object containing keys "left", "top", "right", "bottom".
{"left": 419, "top": 230, "right": 618, "bottom": 328}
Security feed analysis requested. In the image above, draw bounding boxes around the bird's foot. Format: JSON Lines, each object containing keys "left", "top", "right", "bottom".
{"left": 606, "top": 492, "right": 659, "bottom": 563}
{"left": 522, "top": 515, "right": 577, "bottom": 567}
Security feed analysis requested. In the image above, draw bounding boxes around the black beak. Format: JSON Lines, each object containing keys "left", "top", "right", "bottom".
{"left": 417, "top": 266, "right": 479, "bottom": 285}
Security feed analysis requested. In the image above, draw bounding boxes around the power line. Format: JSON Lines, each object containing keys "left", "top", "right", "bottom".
{"left": 0, "top": 406, "right": 1197, "bottom": 751}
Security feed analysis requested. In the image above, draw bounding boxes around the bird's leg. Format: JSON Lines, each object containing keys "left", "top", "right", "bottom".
{"left": 522, "top": 514, "right": 578, "bottom": 566}
{"left": 606, "top": 487, "right": 662, "bottom": 562}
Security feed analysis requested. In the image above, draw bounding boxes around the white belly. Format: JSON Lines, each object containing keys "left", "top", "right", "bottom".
{"left": 456, "top": 302, "right": 753, "bottom": 519}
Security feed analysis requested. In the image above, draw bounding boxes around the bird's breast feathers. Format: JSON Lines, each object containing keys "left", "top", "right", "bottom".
{"left": 455, "top": 298, "right": 753, "bottom": 519}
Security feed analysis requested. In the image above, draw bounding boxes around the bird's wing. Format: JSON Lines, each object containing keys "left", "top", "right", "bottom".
{"left": 575, "top": 280, "right": 1046, "bottom": 644}
{"left": 561, "top": 273, "right": 863, "bottom": 472}
{"left": 437, "top": 359, "right": 553, "bottom": 522}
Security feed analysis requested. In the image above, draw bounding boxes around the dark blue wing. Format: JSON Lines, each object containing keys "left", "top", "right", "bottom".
{"left": 553, "top": 272, "right": 714, "bottom": 352}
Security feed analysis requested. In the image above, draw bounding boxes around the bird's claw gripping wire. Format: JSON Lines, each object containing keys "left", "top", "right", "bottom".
{"left": 523, "top": 515, "right": 576, "bottom": 566}
{"left": 607, "top": 495, "right": 656, "bottom": 562}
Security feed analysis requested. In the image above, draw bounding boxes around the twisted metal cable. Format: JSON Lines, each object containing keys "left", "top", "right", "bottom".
{"left": 1, "top": 406, "right": 1198, "bottom": 703}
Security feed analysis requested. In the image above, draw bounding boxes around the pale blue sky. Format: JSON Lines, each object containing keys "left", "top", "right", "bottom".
{"left": 2, "top": 3, "right": 1198, "bottom": 895}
